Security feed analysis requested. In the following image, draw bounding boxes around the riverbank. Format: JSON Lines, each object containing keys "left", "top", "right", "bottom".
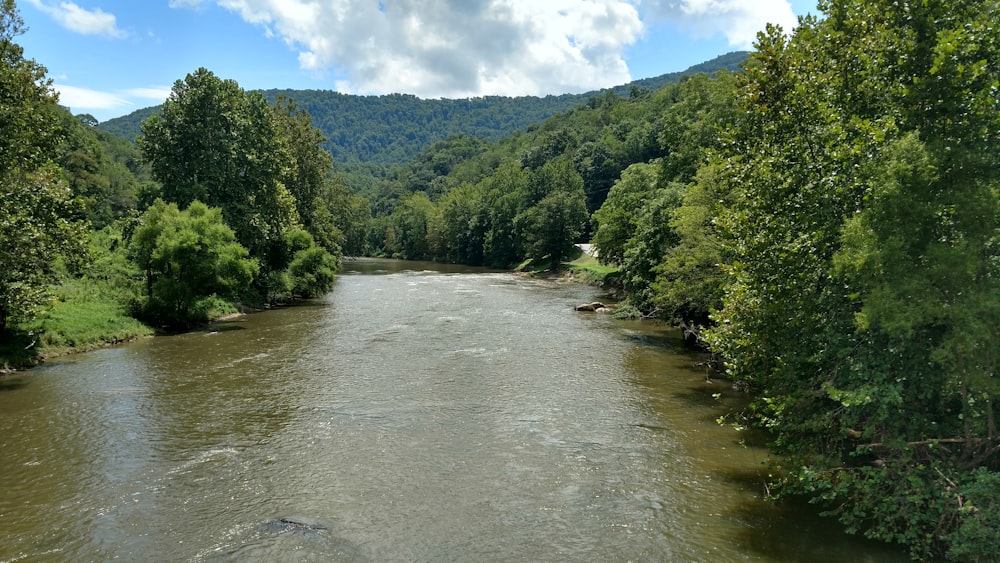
{"left": 3, "top": 250, "right": 613, "bottom": 374}
{"left": 518, "top": 245, "right": 622, "bottom": 292}
{"left": 0, "top": 279, "right": 155, "bottom": 372}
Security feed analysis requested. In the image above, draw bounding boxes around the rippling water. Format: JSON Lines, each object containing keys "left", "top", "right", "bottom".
{"left": 0, "top": 260, "right": 906, "bottom": 562}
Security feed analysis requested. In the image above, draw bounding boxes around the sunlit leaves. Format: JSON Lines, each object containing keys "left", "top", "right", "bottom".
{"left": 707, "top": 0, "right": 1000, "bottom": 557}
{"left": 128, "top": 199, "right": 257, "bottom": 326}
{"left": 138, "top": 68, "right": 299, "bottom": 269}
{"left": 0, "top": 1, "right": 88, "bottom": 332}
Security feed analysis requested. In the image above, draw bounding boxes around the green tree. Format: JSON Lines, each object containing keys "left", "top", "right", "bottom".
{"left": 138, "top": 68, "right": 298, "bottom": 269}
{"left": 273, "top": 96, "right": 337, "bottom": 250}
{"left": 288, "top": 245, "right": 339, "bottom": 298}
{"left": 708, "top": 2, "right": 1000, "bottom": 557}
{"left": 129, "top": 199, "right": 258, "bottom": 326}
{"left": 388, "top": 192, "right": 437, "bottom": 260}
{"left": 482, "top": 161, "right": 530, "bottom": 267}
{"left": 657, "top": 72, "right": 738, "bottom": 184}
{"left": 616, "top": 181, "right": 684, "bottom": 311}
{"left": 592, "top": 162, "right": 685, "bottom": 312}
{"left": 652, "top": 160, "right": 731, "bottom": 325}
{"left": 519, "top": 160, "right": 589, "bottom": 268}
{"left": 592, "top": 162, "right": 661, "bottom": 265}
{"left": 434, "top": 181, "right": 487, "bottom": 265}
{"left": 56, "top": 108, "right": 142, "bottom": 228}
{"left": 519, "top": 189, "right": 588, "bottom": 268}
{"left": 321, "top": 179, "right": 371, "bottom": 256}
{"left": 0, "top": 0, "right": 87, "bottom": 332}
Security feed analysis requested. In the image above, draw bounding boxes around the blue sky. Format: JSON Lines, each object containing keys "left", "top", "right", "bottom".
{"left": 17, "top": 0, "right": 821, "bottom": 122}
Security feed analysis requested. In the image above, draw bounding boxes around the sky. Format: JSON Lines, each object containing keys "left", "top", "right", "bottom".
{"left": 17, "top": 0, "right": 821, "bottom": 122}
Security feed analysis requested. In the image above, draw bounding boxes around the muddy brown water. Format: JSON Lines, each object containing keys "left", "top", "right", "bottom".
{"left": 0, "top": 259, "right": 908, "bottom": 561}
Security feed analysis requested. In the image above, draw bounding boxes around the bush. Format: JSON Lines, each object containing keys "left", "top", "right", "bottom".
{"left": 947, "top": 469, "right": 1000, "bottom": 562}
{"left": 288, "top": 246, "right": 339, "bottom": 298}
{"left": 129, "top": 200, "right": 258, "bottom": 327}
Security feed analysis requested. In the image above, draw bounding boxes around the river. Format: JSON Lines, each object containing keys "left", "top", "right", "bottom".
{"left": 0, "top": 259, "right": 907, "bottom": 562}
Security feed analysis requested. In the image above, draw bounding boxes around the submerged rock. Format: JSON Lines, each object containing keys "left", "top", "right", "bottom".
{"left": 263, "top": 516, "right": 329, "bottom": 535}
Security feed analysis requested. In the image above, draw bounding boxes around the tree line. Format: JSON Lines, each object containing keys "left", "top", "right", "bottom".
{"left": 96, "top": 52, "right": 749, "bottom": 192}
{"left": 0, "top": 0, "right": 362, "bottom": 340}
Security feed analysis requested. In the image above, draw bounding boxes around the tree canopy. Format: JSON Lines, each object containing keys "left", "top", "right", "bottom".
{"left": 129, "top": 199, "right": 258, "bottom": 326}
{"left": 702, "top": 2, "right": 1000, "bottom": 558}
{"left": 139, "top": 68, "right": 299, "bottom": 268}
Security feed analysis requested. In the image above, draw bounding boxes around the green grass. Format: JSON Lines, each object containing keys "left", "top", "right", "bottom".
{"left": 562, "top": 247, "right": 621, "bottom": 288}
{"left": 14, "top": 278, "right": 153, "bottom": 363}
{"left": 515, "top": 247, "right": 622, "bottom": 289}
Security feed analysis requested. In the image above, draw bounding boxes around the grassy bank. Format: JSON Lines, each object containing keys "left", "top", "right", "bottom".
{"left": 1, "top": 278, "right": 154, "bottom": 371}
{"left": 517, "top": 246, "right": 621, "bottom": 289}
{"left": 561, "top": 247, "right": 621, "bottom": 289}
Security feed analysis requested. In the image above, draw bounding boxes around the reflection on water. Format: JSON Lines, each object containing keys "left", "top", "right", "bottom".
{"left": 0, "top": 259, "right": 907, "bottom": 561}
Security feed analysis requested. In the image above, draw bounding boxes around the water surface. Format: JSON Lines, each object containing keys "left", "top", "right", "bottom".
{"left": 0, "top": 259, "right": 907, "bottom": 561}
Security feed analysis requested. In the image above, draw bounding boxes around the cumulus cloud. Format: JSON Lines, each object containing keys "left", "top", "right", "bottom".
{"left": 171, "top": 0, "right": 795, "bottom": 98}
{"left": 641, "top": 0, "right": 798, "bottom": 47}
{"left": 182, "top": 0, "right": 643, "bottom": 98}
{"left": 24, "top": 0, "right": 127, "bottom": 38}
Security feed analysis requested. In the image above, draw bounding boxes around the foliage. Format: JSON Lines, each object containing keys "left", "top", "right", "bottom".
{"left": 288, "top": 246, "right": 339, "bottom": 298}
{"left": 519, "top": 189, "right": 589, "bottom": 268}
{"left": 129, "top": 200, "right": 258, "bottom": 327}
{"left": 592, "top": 162, "right": 662, "bottom": 265}
{"left": 138, "top": 68, "right": 299, "bottom": 271}
{"left": 272, "top": 96, "right": 340, "bottom": 252}
{"left": 516, "top": 159, "right": 589, "bottom": 268}
{"left": 55, "top": 107, "right": 147, "bottom": 228}
{"left": 704, "top": 1, "right": 1000, "bottom": 558}
{"left": 0, "top": 0, "right": 88, "bottom": 333}
{"left": 98, "top": 52, "right": 749, "bottom": 174}
{"left": 652, "top": 160, "right": 732, "bottom": 325}
{"left": 318, "top": 179, "right": 370, "bottom": 256}
{"left": 947, "top": 469, "right": 1000, "bottom": 562}
{"left": 266, "top": 228, "right": 339, "bottom": 298}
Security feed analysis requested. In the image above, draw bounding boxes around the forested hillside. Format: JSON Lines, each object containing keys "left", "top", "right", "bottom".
{"left": 98, "top": 52, "right": 748, "bottom": 168}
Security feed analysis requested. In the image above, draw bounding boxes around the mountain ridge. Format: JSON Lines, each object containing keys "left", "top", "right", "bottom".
{"left": 98, "top": 51, "right": 748, "bottom": 167}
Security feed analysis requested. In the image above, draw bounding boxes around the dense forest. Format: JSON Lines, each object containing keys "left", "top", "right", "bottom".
{"left": 2, "top": 0, "right": 998, "bottom": 559}
{"left": 97, "top": 51, "right": 748, "bottom": 187}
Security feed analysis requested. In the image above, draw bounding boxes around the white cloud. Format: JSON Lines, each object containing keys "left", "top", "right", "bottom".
{"left": 52, "top": 84, "right": 171, "bottom": 116}
{"left": 640, "top": 0, "right": 798, "bottom": 48}
{"left": 53, "top": 84, "right": 131, "bottom": 110}
{"left": 177, "top": 0, "right": 796, "bottom": 98}
{"left": 122, "top": 86, "right": 173, "bottom": 101}
{"left": 201, "top": 0, "right": 644, "bottom": 98}
{"left": 24, "top": 0, "right": 128, "bottom": 38}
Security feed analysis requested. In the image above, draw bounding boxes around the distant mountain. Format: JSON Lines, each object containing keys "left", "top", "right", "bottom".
{"left": 98, "top": 51, "right": 748, "bottom": 167}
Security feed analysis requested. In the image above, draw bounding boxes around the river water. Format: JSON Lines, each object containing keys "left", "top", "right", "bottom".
{"left": 0, "top": 259, "right": 907, "bottom": 562}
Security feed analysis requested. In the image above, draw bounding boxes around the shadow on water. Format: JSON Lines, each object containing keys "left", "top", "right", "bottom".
{"left": 717, "top": 466, "right": 912, "bottom": 562}
{"left": 0, "top": 376, "right": 29, "bottom": 392}
{"left": 0, "top": 328, "right": 42, "bottom": 371}
{"left": 617, "top": 322, "right": 686, "bottom": 350}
